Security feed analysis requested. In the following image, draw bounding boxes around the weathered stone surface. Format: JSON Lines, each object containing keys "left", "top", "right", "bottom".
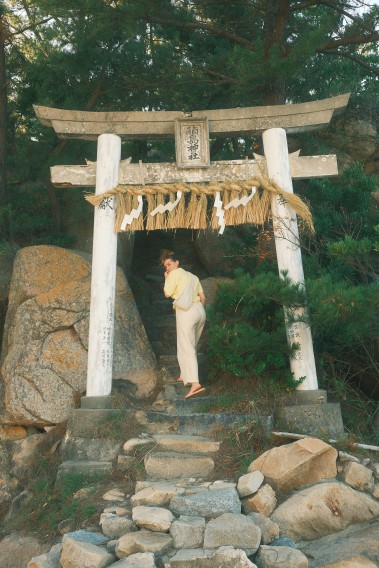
{"left": 320, "top": 115, "right": 377, "bottom": 163}
{"left": 154, "top": 434, "right": 220, "bottom": 454}
{"left": 203, "top": 513, "right": 261, "bottom": 555}
{"left": 62, "top": 530, "right": 109, "bottom": 546}
{"left": 123, "top": 437, "right": 156, "bottom": 455}
{"left": 115, "top": 532, "right": 173, "bottom": 558}
{"left": 110, "top": 552, "right": 157, "bottom": 567}
{"left": 208, "top": 481, "right": 236, "bottom": 491}
{"left": 316, "top": 558, "right": 377, "bottom": 568}
{"left": 242, "top": 484, "right": 277, "bottom": 516}
{"left": 4, "top": 489, "right": 33, "bottom": 522}
{"left": 169, "top": 488, "right": 241, "bottom": 518}
{"left": 256, "top": 545, "right": 308, "bottom": 568}
{"left": 343, "top": 462, "right": 373, "bottom": 491}
{"left": 248, "top": 438, "right": 337, "bottom": 492}
{"left": 99, "top": 513, "right": 137, "bottom": 539}
{"left": 144, "top": 451, "right": 214, "bottom": 479}
{"left": 271, "top": 482, "right": 379, "bottom": 541}
{"left": 131, "top": 483, "right": 185, "bottom": 507}
{"left": 167, "top": 546, "right": 257, "bottom": 567}
{"left": 170, "top": 515, "right": 205, "bottom": 549}
{"left": 132, "top": 505, "right": 175, "bottom": 532}
{"left": 60, "top": 537, "right": 114, "bottom": 568}
{"left": 237, "top": 471, "right": 264, "bottom": 498}
{"left": 61, "top": 437, "right": 121, "bottom": 463}
{"left": 298, "top": 519, "right": 379, "bottom": 568}
{"left": 0, "top": 534, "right": 50, "bottom": 568}
{"left": 27, "top": 544, "right": 62, "bottom": 568}
{"left": 0, "top": 246, "right": 158, "bottom": 425}
{"left": 102, "top": 489, "right": 126, "bottom": 502}
{"left": 11, "top": 433, "right": 44, "bottom": 478}
{"left": 337, "top": 452, "right": 359, "bottom": 464}
{"left": 247, "top": 513, "right": 280, "bottom": 544}
{"left": 117, "top": 455, "right": 136, "bottom": 471}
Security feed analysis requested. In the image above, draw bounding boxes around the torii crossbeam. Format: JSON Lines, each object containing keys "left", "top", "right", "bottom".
{"left": 34, "top": 94, "right": 350, "bottom": 409}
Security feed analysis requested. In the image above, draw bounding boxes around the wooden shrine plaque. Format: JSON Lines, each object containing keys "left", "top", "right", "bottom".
{"left": 175, "top": 118, "right": 210, "bottom": 169}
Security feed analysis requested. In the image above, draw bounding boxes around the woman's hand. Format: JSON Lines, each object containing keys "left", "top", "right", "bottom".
{"left": 199, "top": 292, "right": 206, "bottom": 307}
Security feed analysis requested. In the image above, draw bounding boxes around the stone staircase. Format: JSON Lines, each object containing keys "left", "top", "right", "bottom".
{"left": 56, "top": 229, "right": 272, "bottom": 492}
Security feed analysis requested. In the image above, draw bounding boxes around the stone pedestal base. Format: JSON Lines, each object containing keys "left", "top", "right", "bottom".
{"left": 280, "top": 390, "right": 345, "bottom": 439}
{"left": 81, "top": 395, "right": 113, "bottom": 409}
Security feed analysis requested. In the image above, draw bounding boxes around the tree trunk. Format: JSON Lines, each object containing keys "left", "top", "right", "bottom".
{"left": 0, "top": 15, "right": 7, "bottom": 208}
{"left": 263, "top": 0, "right": 289, "bottom": 105}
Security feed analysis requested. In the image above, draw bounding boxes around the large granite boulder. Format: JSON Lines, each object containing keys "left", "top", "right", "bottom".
{"left": 298, "top": 519, "right": 379, "bottom": 568}
{"left": 248, "top": 438, "right": 337, "bottom": 492}
{"left": 320, "top": 114, "right": 377, "bottom": 164}
{"left": 0, "top": 246, "right": 158, "bottom": 426}
{"left": 0, "top": 533, "right": 50, "bottom": 568}
{"left": 271, "top": 482, "right": 379, "bottom": 541}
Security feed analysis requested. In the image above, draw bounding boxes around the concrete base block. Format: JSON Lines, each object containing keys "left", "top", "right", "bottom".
{"left": 81, "top": 395, "right": 113, "bottom": 409}
{"left": 279, "top": 402, "right": 345, "bottom": 439}
{"left": 289, "top": 389, "right": 328, "bottom": 405}
{"left": 66, "top": 408, "right": 124, "bottom": 438}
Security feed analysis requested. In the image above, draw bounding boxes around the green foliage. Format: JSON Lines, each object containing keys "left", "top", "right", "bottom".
{"left": 207, "top": 269, "right": 305, "bottom": 389}
{"left": 0, "top": 187, "right": 75, "bottom": 248}
{"left": 2, "top": 455, "right": 103, "bottom": 539}
{"left": 207, "top": 165, "right": 379, "bottom": 440}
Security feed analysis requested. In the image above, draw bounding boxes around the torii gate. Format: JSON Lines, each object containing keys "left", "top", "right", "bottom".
{"left": 34, "top": 93, "right": 349, "bottom": 410}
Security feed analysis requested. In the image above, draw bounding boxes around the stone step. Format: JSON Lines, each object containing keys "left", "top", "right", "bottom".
{"left": 169, "top": 395, "right": 223, "bottom": 415}
{"left": 60, "top": 436, "right": 121, "bottom": 463}
{"left": 144, "top": 451, "right": 215, "bottom": 479}
{"left": 55, "top": 460, "right": 112, "bottom": 488}
{"left": 135, "top": 409, "right": 265, "bottom": 437}
{"left": 153, "top": 434, "right": 221, "bottom": 454}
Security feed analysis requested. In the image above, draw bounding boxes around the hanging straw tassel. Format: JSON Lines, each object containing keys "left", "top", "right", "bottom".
{"left": 167, "top": 191, "right": 179, "bottom": 229}
{"left": 173, "top": 190, "right": 186, "bottom": 228}
{"left": 117, "top": 192, "right": 133, "bottom": 232}
{"left": 115, "top": 193, "right": 126, "bottom": 232}
{"left": 184, "top": 188, "right": 200, "bottom": 229}
{"left": 132, "top": 193, "right": 144, "bottom": 231}
{"left": 153, "top": 191, "right": 168, "bottom": 230}
{"left": 145, "top": 192, "right": 156, "bottom": 232}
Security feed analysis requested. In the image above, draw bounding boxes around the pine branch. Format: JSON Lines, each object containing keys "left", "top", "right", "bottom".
{"left": 7, "top": 17, "right": 54, "bottom": 39}
{"left": 319, "top": 48, "right": 379, "bottom": 75}
{"left": 141, "top": 13, "right": 256, "bottom": 50}
{"left": 321, "top": 32, "right": 379, "bottom": 50}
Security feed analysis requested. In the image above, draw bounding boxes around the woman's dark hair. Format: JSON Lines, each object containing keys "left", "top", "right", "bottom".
{"left": 160, "top": 249, "right": 179, "bottom": 264}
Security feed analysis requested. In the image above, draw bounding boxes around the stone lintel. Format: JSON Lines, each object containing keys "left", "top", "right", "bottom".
{"left": 34, "top": 94, "right": 350, "bottom": 140}
{"left": 51, "top": 154, "right": 338, "bottom": 188}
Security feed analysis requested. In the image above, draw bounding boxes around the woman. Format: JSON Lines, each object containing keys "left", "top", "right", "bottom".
{"left": 160, "top": 249, "right": 206, "bottom": 399}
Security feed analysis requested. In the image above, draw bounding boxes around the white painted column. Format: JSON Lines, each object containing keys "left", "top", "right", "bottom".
{"left": 262, "top": 128, "right": 318, "bottom": 390}
{"left": 86, "top": 133, "right": 121, "bottom": 398}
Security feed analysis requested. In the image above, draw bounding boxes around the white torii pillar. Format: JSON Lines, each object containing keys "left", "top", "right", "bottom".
{"left": 263, "top": 128, "right": 318, "bottom": 391}
{"left": 83, "top": 133, "right": 121, "bottom": 407}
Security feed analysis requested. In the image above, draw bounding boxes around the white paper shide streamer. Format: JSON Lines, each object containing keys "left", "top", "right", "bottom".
{"left": 150, "top": 191, "right": 183, "bottom": 216}
{"left": 214, "top": 191, "right": 225, "bottom": 234}
{"left": 224, "top": 186, "right": 257, "bottom": 210}
{"left": 120, "top": 195, "right": 143, "bottom": 230}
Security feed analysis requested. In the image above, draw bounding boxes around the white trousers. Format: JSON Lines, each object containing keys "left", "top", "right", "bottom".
{"left": 176, "top": 302, "right": 206, "bottom": 384}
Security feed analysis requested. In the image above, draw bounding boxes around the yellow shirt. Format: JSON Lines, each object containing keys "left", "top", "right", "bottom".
{"left": 164, "top": 268, "right": 203, "bottom": 302}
